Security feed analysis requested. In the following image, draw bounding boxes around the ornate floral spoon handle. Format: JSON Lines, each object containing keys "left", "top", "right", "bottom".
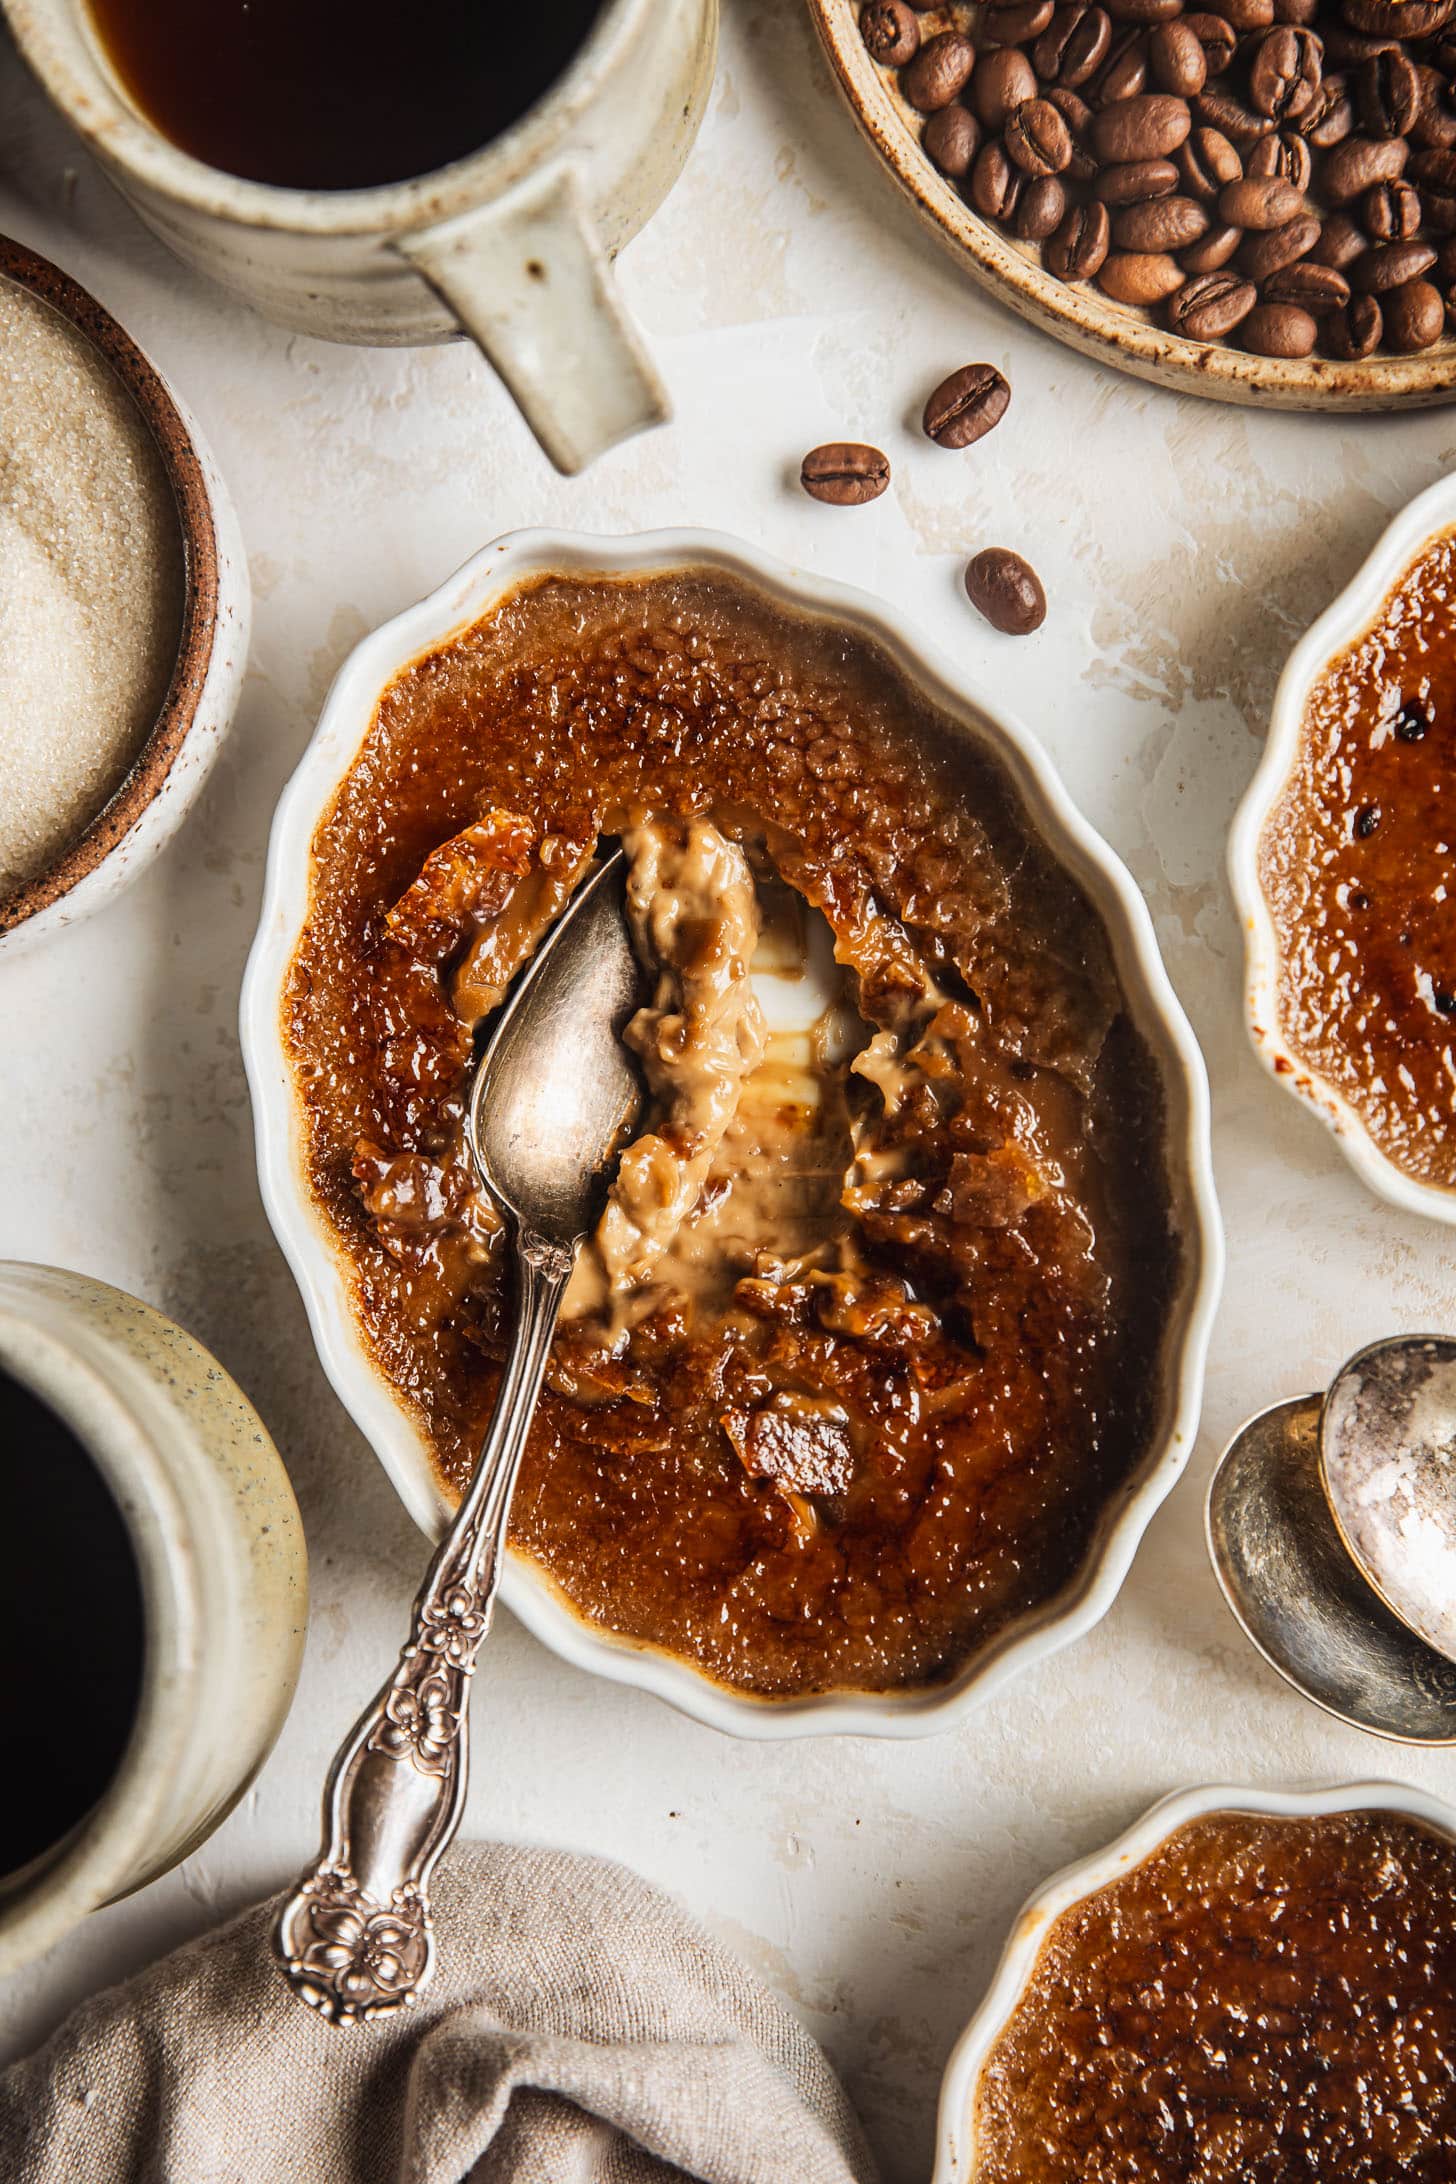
{"left": 274, "top": 1228, "right": 575, "bottom": 2025}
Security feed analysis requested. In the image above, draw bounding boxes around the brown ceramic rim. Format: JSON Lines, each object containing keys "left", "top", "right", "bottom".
{"left": 0, "top": 234, "right": 218, "bottom": 935}
{"left": 808, "top": 0, "right": 1456, "bottom": 414}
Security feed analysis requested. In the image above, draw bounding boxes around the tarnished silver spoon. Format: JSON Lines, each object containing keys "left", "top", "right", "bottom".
{"left": 275, "top": 849, "right": 646, "bottom": 2023}
{"left": 1320, "top": 1335, "right": 1456, "bottom": 1668}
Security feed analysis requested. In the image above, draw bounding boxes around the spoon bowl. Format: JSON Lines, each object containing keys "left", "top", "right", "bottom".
{"left": 1320, "top": 1335, "right": 1456, "bottom": 1667}
{"left": 1207, "top": 1393, "right": 1456, "bottom": 1746}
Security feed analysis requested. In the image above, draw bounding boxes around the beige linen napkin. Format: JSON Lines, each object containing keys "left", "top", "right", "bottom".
{"left": 0, "top": 1844, "right": 878, "bottom": 2184}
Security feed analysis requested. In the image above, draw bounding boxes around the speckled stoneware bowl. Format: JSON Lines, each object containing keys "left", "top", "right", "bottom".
{"left": 0, "top": 236, "right": 250, "bottom": 960}
{"left": 0, "top": 1262, "right": 307, "bottom": 1976}
{"left": 1230, "top": 473, "right": 1456, "bottom": 1226}
{"left": 933, "top": 1777, "right": 1456, "bottom": 2183}
{"left": 242, "top": 526, "right": 1223, "bottom": 1740}
{"left": 808, "top": 0, "right": 1456, "bottom": 414}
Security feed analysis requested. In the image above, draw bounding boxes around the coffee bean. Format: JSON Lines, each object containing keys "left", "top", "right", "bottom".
{"left": 1241, "top": 297, "right": 1320, "bottom": 346}
{"left": 1238, "top": 210, "right": 1320, "bottom": 274}
{"left": 965, "top": 548, "right": 1047, "bottom": 634}
{"left": 1097, "top": 156, "right": 1182, "bottom": 200}
{"left": 1248, "top": 128, "right": 1315, "bottom": 189}
{"left": 922, "top": 364, "right": 1012, "bottom": 447}
{"left": 1168, "top": 266, "right": 1260, "bottom": 329}
{"left": 1180, "top": 124, "right": 1244, "bottom": 196}
{"left": 1277, "top": 0, "right": 1322, "bottom": 21}
{"left": 904, "top": 30, "right": 977, "bottom": 110}
{"left": 1250, "top": 27, "right": 1324, "bottom": 122}
{"left": 1324, "top": 289, "right": 1384, "bottom": 348}
{"left": 1321, "top": 131, "right": 1409, "bottom": 198}
{"left": 984, "top": 0, "right": 1057, "bottom": 40}
{"left": 1016, "top": 171, "right": 1071, "bottom": 232}
{"left": 1299, "top": 74, "right": 1357, "bottom": 145}
{"left": 973, "top": 46, "right": 1038, "bottom": 127}
{"left": 1044, "top": 86, "right": 1100, "bottom": 174}
{"left": 1204, "top": 0, "right": 1276, "bottom": 29}
{"left": 1093, "top": 91, "right": 1194, "bottom": 159}
{"left": 1358, "top": 47, "right": 1422, "bottom": 134}
{"left": 1263, "top": 254, "right": 1353, "bottom": 300}
{"left": 1324, "top": 23, "right": 1403, "bottom": 60}
{"left": 1351, "top": 235, "right": 1438, "bottom": 282}
{"left": 1219, "top": 171, "right": 1306, "bottom": 222}
{"left": 1108, "top": 0, "right": 1185, "bottom": 19}
{"left": 801, "top": 444, "right": 891, "bottom": 505}
{"left": 1149, "top": 19, "right": 1210, "bottom": 95}
{"left": 1036, "top": 5, "right": 1113, "bottom": 86}
{"left": 1310, "top": 209, "right": 1369, "bottom": 262}
{"left": 1383, "top": 272, "right": 1446, "bottom": 341}
{"left": 970, "top": 137, "right": 1026, "bottom": 216}
{"left": 1089, "top": 27, "right": 1151, "bottom": 104}
{"left": 1184, "top": 12, "right": 1240, "bottom": 70}
{"left": 1345, "top": 0, "right": 1456, "bottom": 34}
{"left": 1006, "top": 95, "right": 1075, "bottom": 171}
{"left": 923, "top": 102, "right": 982, "bottom": 176}
{"left": 1195, "top": 89, "right": 1277, "bottom": 143}
{"left": 1115, "top": 191, "right": 1214, "bottom": 243}
{"left": 1098, "top": 246, "right": 1189, "bottom": 295}
{"left": 861, "top": 0, "right": 921, "bottom": 65}
{"left": 1047, "top": 197, "right": 1113, "bottom": 273}
{"left": 1181, "top": 219, "right": 1247, "bottom": 265}
{"left": 1412, "top": 64, "right": 1456, "bottom": 149}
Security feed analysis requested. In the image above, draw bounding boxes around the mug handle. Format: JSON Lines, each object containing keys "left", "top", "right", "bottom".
{"left": 395, "top": 166, "right": 670, "bottom": 475}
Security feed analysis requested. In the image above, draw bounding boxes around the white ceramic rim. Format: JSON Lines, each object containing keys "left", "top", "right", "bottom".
{"left": 932, "top": 1775, "right": 1456, "bottom": 2184}
{"left": 5, "top": 0, "right": 648, "bottom": 233}
{"left": 0, "top": 1299, "right": 198, "bottom": 1968}
{"left": 240, "top": 526, "right": 1224, "bottom": 1739}
{"left": 1228, "top": 473, "right": 1456, "bottom": 1227}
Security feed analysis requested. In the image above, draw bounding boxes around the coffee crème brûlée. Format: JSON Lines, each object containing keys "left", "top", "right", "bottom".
{"left": 976, "top": 1809, "right": 1456, "bottom": 2184}
{"left": 286, "top": 571, "right": 1178, "bottom": 1697}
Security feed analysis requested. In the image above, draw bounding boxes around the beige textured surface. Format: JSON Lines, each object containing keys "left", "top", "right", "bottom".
{"left": 0, "top": 1844, "right": 875, "bottom": 2183}
{"left": 3, "top": 3, "right": 1456, "bottom": 2179}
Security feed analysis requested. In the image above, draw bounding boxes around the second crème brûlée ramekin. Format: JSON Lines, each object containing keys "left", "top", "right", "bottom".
{"left": 242, "top": 529, "right": 1221, "bottom": 1739}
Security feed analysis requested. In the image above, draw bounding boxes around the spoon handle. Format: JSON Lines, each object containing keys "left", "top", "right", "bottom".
{"left": 273, "top": 1226, "right": 575, "bottom": 2024}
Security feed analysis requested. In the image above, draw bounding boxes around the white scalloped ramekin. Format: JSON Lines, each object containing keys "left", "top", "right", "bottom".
{"left": 1229, "top": 474, "right": 1456, "bottom": 1226}
{"left": 241, "top": 528, "right": 1222, "bottom": 1739}
{"left": 934, "top": 1776, "right": 1456, "bottom": 2184}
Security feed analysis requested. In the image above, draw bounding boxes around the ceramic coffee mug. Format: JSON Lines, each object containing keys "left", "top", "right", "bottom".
{"left": 0, "top": 1263, "right": 307, "bottom": 1975}
{"left": 4, "top": 0, "right": 718, "bottom": 473}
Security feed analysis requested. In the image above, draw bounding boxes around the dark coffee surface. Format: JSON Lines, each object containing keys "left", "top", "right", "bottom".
{"left": 976, "top": 1810, "right": 1456, "bottom": 2182}
{"left": 0, "top": 1369, "right": 144, "bottom": 1875}
{"left": 87, "top": 0, "right": 604, "bottom": 190}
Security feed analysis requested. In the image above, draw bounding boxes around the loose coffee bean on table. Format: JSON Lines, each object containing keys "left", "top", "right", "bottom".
{"left": 965, "top": 547, "right": 1048, "bottom": 634}
{"left": 800, "top": 443, "right": 892, "bottom": 505}
{"left": 923, "top": 363, "right": 1012, "bottom": 445}
{"left": 859, "top": 0, "right": 1456, "bottom": 363}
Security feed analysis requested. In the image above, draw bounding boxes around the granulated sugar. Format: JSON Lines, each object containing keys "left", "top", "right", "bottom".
{"left": 0, "top": 277, "right": 184, "bottom": 899}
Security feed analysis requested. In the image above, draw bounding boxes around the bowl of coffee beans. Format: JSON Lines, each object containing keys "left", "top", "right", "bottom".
{"left": 809, "top": 0, "right": 1456, "bottom": 408}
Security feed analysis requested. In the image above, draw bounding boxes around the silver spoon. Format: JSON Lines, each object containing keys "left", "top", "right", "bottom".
{"left": 1321, "top": 1334, "right": 1456, "bottom": 1666}
{"left": 1207, "top": 1382, "right": 1456, "bottom": 1746}
{"left": 275, "top": 849, "right": 646, "bottom": 2024}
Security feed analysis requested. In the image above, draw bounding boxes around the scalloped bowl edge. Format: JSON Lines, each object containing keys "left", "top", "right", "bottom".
{"left": 1229, "top": 475, "right": 1456, "bottom": 1227}
{"left": 241, "top": 527, "right": 1223, "bottom": 1739}
{"left": 933, "top": 1775, "right": 1456, "bottom": 2183}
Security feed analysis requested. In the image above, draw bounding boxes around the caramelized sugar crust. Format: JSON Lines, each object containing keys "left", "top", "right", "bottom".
{"left": 1262, "top": 530, "right": 1456, "bottom": 1190}
{"left": 977, "top": 1811, "right": 1456, "bottom": 2183}
{"left": 285, "top": 571, "right": 1176, "bottom": 1695}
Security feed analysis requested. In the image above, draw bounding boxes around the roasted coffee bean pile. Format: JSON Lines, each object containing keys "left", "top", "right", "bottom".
{"left": 860, "top": 0, "right": 1456, "bottom": 362}
{"left": 800, "top": 365, "right": 1048, "bottom": 632}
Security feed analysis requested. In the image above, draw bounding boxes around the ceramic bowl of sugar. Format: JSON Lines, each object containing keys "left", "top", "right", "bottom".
{"left": 0, "top": 235, "right": 249, "bottom": 957}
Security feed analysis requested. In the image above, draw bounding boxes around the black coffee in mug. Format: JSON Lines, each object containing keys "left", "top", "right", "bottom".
{"left": 87, "top": 0, "right": 606, "bottom": 191}
{"left": 0, "top": 1368, "right": 145, "bottom": 1877}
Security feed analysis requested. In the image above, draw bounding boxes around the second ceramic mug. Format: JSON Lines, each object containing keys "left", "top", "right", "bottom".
{"left": 4, "top": 0, "right": 718, "bottom": 473}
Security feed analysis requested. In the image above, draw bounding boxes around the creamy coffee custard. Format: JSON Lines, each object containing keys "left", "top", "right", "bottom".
{"left": 286, "top": 569, "right": 1177, "bottom": 1696}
